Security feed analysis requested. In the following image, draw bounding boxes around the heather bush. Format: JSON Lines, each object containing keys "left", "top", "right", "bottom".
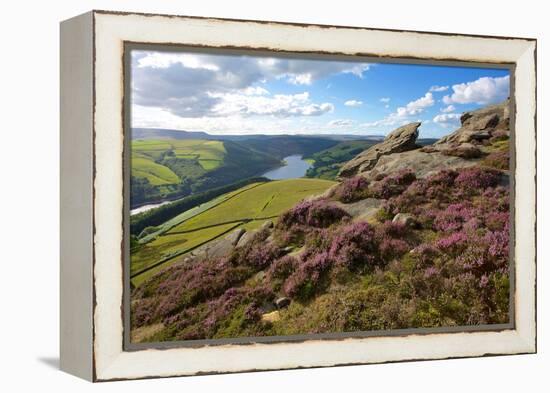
{"left": 267, "top": 255, "right": 298, "bottom": 281}
{"left": 283, "top": 251, "right": 333, "bottom": 300}
{"left": 433, "top": 202, "right": 476, "bottom": 232}
{"left": 454, "top": 167, "right": 501, "bottom": 191}
{"left": 374, "top": 221, "right": 412, "bottom": 262}
{"left": 278, "top": 199, "right": 349, "bottom": 229}
{"left": 333, "top": 176, "right": 369, "bottom": 203}
{"left": 369, "top": 169, "right": 417, "bottom": 199}
{"left": 328, "top": 221, "right": 379, "bottom": 271}
{"left": 442, "top": 145, "right": 483, "bottom": 159}
{"left": 483, "top": 150, "right": 509, "bottom": 170}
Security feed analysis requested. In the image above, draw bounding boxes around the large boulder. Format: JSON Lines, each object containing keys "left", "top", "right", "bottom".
{"left": 359, "top": 149, "right": 478, "bottom": 182}
{"left": 339, "top": 122, "right": 421, "bottom": 177}
{"left": 432, "top": 99, "right": 509, "bottom": 150}
{"left": 185, "top": 227, "right": 245, "bottom": 262}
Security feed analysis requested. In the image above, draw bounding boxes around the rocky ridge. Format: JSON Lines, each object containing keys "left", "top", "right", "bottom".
{"left": 338, "top": 99, "right": 510, "bottom": 180}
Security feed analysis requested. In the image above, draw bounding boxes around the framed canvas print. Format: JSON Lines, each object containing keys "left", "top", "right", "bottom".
{"left": 60, "top": 10, "right": 537, "bottom": 382}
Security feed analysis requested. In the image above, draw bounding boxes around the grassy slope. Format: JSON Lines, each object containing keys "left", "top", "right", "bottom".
{"left": 131, "top": 222, "right": 240, "bottom": 287}
{"left": 167, "top": 179, "right": 334, "bottom": 233}
{"left": 130, "top": 138, "right": 284, "bottom": 207}
{"left": 131, "top": 178, "right": 335, "bottom": 286}
{"left": 132, "top": 139, "right": 226, "bottom": 181}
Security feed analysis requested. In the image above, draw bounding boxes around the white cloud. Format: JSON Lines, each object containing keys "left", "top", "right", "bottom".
{"left": 440, "top": 105, "right": 456, "bottom": 113}
{"left": 433, "top": 113, "right": 461, "bottom": 123}
{"left": 344, "top": 100, "right": 363, "bottom": 107}
{"left": 396, "top": 92, "right": 434, "bottom": 117}
{"left": 360, "top": 92, "right": 434, "bottom": 130}
{"left": 287, "top": 73, "right": 313, "bottom": 85}
{"left": 243, "top": 86, "right": 270, "bottom": 96}
{"left": 433, "top": 113, "right": 461, "bottom": 127}
{"left": 136, "top": 52, "right": 220, "bottom": 71}
{"left": 132, "top": 50, "right": 369, "bottom": 118}
{"left": 429, "top": 85, "right": 449, "bottom": 92}
{"left": 443, "top": 75, "right": 509, "bottom": 105}
{"left": 328, "top": 119, "right": 354, "bottom": 127}
{"left": 210, "top": 91, "right": 334, "bottom": 118}
{"left": 380, "top": 97, "right": 391, "bottom": 103}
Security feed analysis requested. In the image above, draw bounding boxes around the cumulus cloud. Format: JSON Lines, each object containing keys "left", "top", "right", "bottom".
{"left": 131, "top": 50, "right": 369, "bottom": 119}
{"left": 443, "top": 75, "right": 509, "bottom": 105}
{"left": 429, "top": 85, "right": 449, "bottom": 92}
{"left": 328, "top": 119, "right": 354, "bottom": 127}
{"left": 440, "top": 105, "right": 456, "bottom": 113}
{"left": 396, "top": 92, "right": 434, "bottom": 117}
{"left": 344, "top": 100, "right": 363, "bottom": 107}
{"left": 380, "top": 97, "right": 391, "bottom": 103}
{"left": 433, "top": 113, "right": 461, "bottom": 127}
{"left": 360, "top": 92, "right": 434, "bottom": 129}
{"left": 210, "top": 91, "right": 334, "bottom": 118}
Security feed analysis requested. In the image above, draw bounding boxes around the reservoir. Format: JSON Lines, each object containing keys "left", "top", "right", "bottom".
{"left": 260, "top": 155, "right": 312, "bottom": 180}
{"left": 131, "top": 155, "right": 312, "bottom": 216}
{"left": 130, "top": 201, "right": 170, "bottom": 216}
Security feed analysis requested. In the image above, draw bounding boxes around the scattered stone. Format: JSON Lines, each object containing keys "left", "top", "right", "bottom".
{"left": 227, "top": 228, "right": 246, "bottom": 246}
{"left": 282, "top": 246, "right": 294, "bottom": 253}
{"left": 275, "top": 297, "right": 291, "bottom": 309}
{"left": 253, "top": 270, "right": 266, "bottom": 282}
{"left": 261, "top": 220, "right": 274, "bottom": 230}
{"left": 333, "top": 198, "right": 383, "bottom": 218}
{"left": 261, "top": 310, "right": 281, "bottom": 323}
{"left": 236, "top": 230, "right": 255, "bottom": 248}
{"left": 392, "top": 213, "right": 417, "bottom": 228}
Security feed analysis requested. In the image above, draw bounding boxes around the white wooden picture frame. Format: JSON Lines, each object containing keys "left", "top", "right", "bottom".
{"left": 60, "top": 10, "right": 536, "bottom": 381}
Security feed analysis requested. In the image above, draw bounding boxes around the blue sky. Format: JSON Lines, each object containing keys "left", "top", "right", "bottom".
{"left": 131, "top": 50, "right": 510, "bottom": 138}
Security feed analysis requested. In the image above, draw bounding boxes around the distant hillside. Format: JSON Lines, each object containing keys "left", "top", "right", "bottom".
{"left": 132, "top": 128, "right": 213, "bottom": 140}
{"left": 237, "top": 135, "right": 339, "bottom": 160}
{"left": 130, "top": 139, "right": 280, "bottom": 208}
{"left": 131, "top": 128, "right": 384, "bottom": 142}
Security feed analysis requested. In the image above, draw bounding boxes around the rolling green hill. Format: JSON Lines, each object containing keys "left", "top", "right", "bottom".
{"left": 130, "top": 139, "right": 281, "bottom": 207}
{"left": 130, "top": 178, "right": 335, "bottom": 286}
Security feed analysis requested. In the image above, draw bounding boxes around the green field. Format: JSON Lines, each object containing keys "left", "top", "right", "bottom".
{"left": 130, "top": 178, "right": 335, "bottom": 286}
{"left": 131, "top": 139, "right": 226, "bottom": 183}
{"left": 130, "top": 138, "right": 284, "bottom": 207}
{"left": 132, "top": 155, "right": 180, "bottom": 185}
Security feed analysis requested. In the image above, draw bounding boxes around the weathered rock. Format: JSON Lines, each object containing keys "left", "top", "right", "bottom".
{"left": 392, "top": 213, "right": 417, "bottom": 227}
{"left": 275, "top": 297, "right": 291, "bottom": 309}
{"left": 434, "top": 100, "right": 509, "bottom": 149}
{"left": 261, "top": 220, "right": 274, "bottom": 230}
{"left": 261, "top": 310, "right": 281, "bottom": 323}
{"left": 358, "top": 149, "right": 478, "bottom": 182}
{"left": 187, "top": 228, "right": 245, "bottom": 262}
{"left": 333, "top": 198, "right": 383, "bottom": 218}
{"left": 339, "top": 122, "right": 421, "bottom": 177}
{"left": 236, "top": 230, "right": 255, "bottom": 248}
{"left": 227, "top": 228, "right": 246, "bottom": 246}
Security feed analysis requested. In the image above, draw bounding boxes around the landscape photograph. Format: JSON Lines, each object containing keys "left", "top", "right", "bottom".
{"left": 128, "top": 49, "right": 512, "bottom": 344}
